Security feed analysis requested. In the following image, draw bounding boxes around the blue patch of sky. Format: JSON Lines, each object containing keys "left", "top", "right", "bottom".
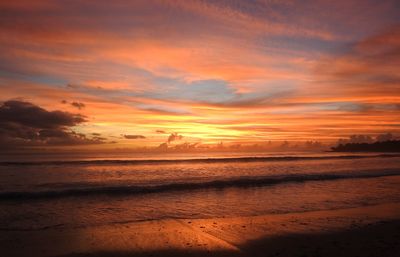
{"left": 0, "top": 69, "right": 67, "bottom": 88}
{"left": 316, "top": 102, "right": 367, "bottom": 112}
{"left": 259, "top": 35, "right": 342, "bottom": 56}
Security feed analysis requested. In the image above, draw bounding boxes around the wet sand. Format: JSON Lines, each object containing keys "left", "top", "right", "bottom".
{"left": 1, "top": 203, "right": 399, "bottom": 257}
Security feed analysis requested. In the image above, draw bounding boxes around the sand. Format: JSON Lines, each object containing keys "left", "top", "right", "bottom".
{"left": 1, "top": 203, "right": 399, "bottom": 257}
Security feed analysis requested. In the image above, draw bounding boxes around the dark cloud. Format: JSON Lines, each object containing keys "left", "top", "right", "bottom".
{"left": 71, "top": 102, "right": 85, "bottom": 110}
{"left": 61, "top": 100, "right": 86, "bottom": 110}
{"left": 38, "top": 129, "right": 70, "bottom": 139}
{"left": 123, "top": 134, "right": 146, "bottom": 139}
{"left": 0, "top": 100, "right": 103, "bottom": 148}
{"left": 0, "top": 100, "right": 85, "bottom": 129}
{"left": 156, "top": 130, "right": 166, "bottom": 134}
{"left": 167, "top": 132, "right": 183, "bottom": 143}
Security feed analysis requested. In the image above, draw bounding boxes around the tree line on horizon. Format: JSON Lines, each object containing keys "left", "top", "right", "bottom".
{"left": 331, "top": 140, "right": 400, "bottom": 152}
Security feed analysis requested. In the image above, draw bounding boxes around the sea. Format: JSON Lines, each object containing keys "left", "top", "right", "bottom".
{"left": 0, "top": 151, "right": 399, "bottom": 231}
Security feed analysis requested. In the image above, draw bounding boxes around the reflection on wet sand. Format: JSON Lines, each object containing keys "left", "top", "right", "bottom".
{"left": 1, "top": 203, "right": 399, "bottom": 257}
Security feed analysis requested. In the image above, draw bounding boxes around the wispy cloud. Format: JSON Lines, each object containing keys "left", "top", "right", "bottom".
{"left": 0, "top": 1, "right": 399, "bottom": 150}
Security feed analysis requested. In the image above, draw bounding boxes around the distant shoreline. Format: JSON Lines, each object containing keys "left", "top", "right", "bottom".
{"left": 331, "top": 140, "right": 400, "bottom": 152}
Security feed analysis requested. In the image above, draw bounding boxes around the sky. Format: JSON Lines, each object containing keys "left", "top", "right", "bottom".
{"left": 0, "top": 0, "right": 399, "bottom": 152}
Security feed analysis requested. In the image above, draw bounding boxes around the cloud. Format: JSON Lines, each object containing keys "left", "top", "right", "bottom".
{"left": 0, "top": 100, "right": 104, "bottom": 147}
{"left": 315, "top": 25, "right": 400, "bottom": 95}
{"left": 166, "top": 80, "right": 236, "bottom": 103}
{"left": 156, "top": 130, "right": 166, "bottom": 134}
{"left": 0, "top": 100, "right": 86, "bottom": 128}
{"left": 0, "top": 1, "right": 399, "bottom": 148}
{"left": 158, "top": 142, "right": 168, "bottom": 150}
{"left": 123, "top": 134, "right": 146, "bottom": 139}
{"left": 61, "top": 100, "right": 86, "bottom": 109}
{"left": 141, "top": 106, "right": 190, "bottom": 115}
{"left": 173, "top": 142, "right": 199, "bottom": 150}
{"left": 71, "top": 101, "right": 85, "bottom": 110}
{"left": 167, "top": 132, "right": 183, "bottom": 143}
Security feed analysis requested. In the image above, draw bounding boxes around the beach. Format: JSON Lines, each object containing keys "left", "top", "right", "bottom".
{"left": 1, "top": 153, "right": 399, "bottom": 257}
{"left": 1, "top": 203, "right": 399, "bottom": 257}
{"left": 1, "top": 1, "right": 399, "bottom": 255}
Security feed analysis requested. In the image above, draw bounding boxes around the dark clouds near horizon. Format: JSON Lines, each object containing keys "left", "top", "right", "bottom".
{"left": 167, "top": 132, "right": 183, "bottom": 143}
{"left": 123, "top": 134, "right": 146, "bottom": 139}
{"left": 0, "top": 100, "right": 105, "bottom": 148}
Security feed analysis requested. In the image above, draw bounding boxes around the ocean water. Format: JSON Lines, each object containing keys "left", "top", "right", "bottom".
{"left": 0, "top": 152, "right": 399, "bottom": 231}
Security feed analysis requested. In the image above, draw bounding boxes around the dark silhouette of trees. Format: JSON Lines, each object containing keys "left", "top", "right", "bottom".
{"left": 331, "top": 140, "right": 400, "bottom": 152}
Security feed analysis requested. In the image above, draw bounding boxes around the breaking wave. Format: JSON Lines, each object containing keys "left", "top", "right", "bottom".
{"left": 1, "top": 154, "right": 399, "bottom": 166}
{"left": 1, "top": 168, "right": 399, "bottom": 200}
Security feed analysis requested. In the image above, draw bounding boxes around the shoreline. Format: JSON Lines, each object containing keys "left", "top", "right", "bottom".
{"left": 1, "top": 203, "right": 399, "bottom": 257}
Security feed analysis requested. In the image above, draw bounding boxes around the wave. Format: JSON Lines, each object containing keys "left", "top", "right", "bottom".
{"left": 1, "top": 153, "right": 399, "bottom": 166}
{"left": 1, "top": 169, "right": 399, "bottom": 200}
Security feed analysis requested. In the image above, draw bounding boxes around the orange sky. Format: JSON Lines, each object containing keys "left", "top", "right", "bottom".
{"left": 0, "top": 0, "right": 399, "bottom": 151}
